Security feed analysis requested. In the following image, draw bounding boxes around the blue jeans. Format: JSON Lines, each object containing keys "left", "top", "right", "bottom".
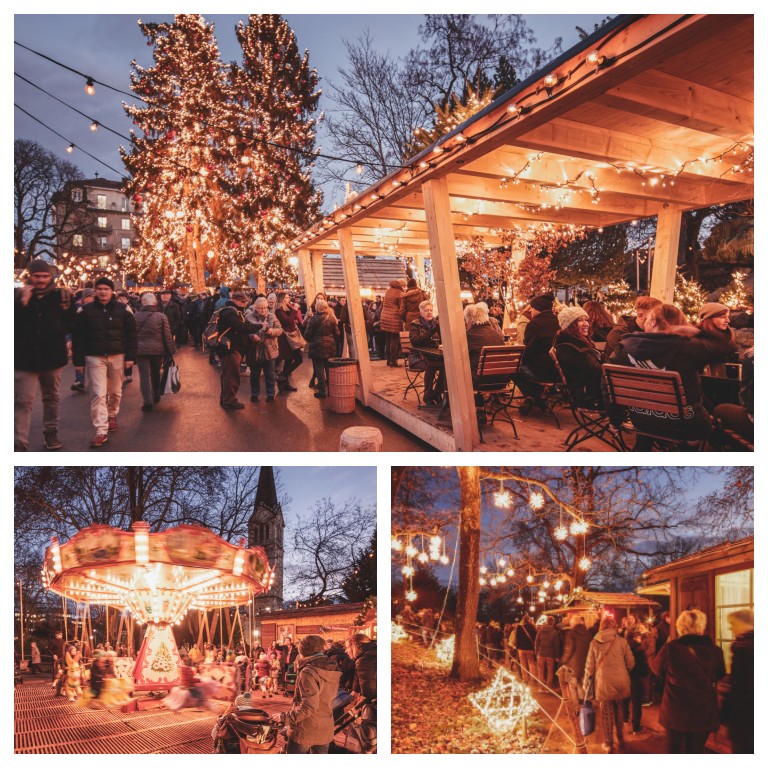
{"left": 250, "top": 359, "right": 276, "bottom": 397}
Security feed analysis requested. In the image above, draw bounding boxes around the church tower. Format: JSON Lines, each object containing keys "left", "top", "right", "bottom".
{"left": 248, "top": 467, "right": 285, "bottom": 611}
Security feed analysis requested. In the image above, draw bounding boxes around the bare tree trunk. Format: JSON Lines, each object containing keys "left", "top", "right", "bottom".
{"left": 126, "top": 467, "right": 146, "bottom": 523}
{"left": 450, "top": 466, "right": 481, "bottom": 682}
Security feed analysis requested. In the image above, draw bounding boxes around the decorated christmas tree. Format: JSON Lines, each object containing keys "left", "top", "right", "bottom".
{"left": 674, "top": 272, "right": 709, "bottom": 322}
{"left": 600, "top": 279, "right": 635, "bottom": 320}
{"left": 719, "top": 269, "right": 753, "bottom": 313}
{"left": 121, "top": 15, "right": 230, "bottom": 290}
{"left": 151, "top": 641, "right": 176, "bottom": 673}
{"left": 227, "top": 14, "right": 322, "bottom": 287}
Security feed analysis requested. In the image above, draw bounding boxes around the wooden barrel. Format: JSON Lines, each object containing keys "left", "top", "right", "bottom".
{"left": 339, "top": 426, "right": 383, "bottom": 452}
{"left": 328, "top": 358, "right": 358, "bottom": 414}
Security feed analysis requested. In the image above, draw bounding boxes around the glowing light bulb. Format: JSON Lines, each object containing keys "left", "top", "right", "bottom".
{"left": 405, "top": 544, "right": 418, "bottom": 557}
{"left": 578, "top": 556, "right": 592, "bottom": 571}
{"left": 90, "top": 121, "right": 99, "bottom": 132}
{"left": 526, "top": 574, "right": 534, "bottom": 584}
{"left": 85, "top": 78, "right": 95, "bottom": 95}
{"left": 391, "top": 537, "right": 403, "bottom": 551}
{"left": 529, "top": 491, "right": 545, "bottom": 510}
{"left": 554, "top": 525, "right": 568, "bottom": 541}
{"left": 544, "top": 73, "right": 558, "bottom": 88}
{"left": 494, "top": 490, "right": 512, "bottom": 508}
{"left": 66, "top": 144, "right": 74, "bottom": 153}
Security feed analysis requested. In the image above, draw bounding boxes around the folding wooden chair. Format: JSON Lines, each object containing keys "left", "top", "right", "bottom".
{"left": 602, "top": 364, "right": 706, "bottom": 451}
{"left": 473, "top": 345, "right": 524, "bottom": 440}
{"left": 399, "top": 331, "right": 424, "bottom": 405}
{"left": 549, "top": 348, "right": 620, "bottom": 452}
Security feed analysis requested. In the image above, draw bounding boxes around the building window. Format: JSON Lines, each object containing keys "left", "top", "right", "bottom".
{"left": 97, "top": 216, "right": 107, "bottom": 229}
{"left": 96, "top": 194, "right": 107, "bottom": 209}
{"left": 98, "top": 255, "right": 109, "bottom": 268}
{"left": 72, "top": 234, "right": 83, "bottom": 247}
{"left": 715, "top": 568, "right": 753, "bottom": 671}
{"left": 71, "top": 188, "right": 82, "bottom": 202}
{"left": 97, "top": 236, "right": 108, "bottom": 249}
{"left": 121, "top": 237, "right": 131, "bottom": 250}
{"left": 122, "top": 218, "right": 131, "bottom": 230}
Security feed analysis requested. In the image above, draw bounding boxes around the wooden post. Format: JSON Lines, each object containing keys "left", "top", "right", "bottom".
{"left": 556, "top": 665, "right": 588, "bottom": 753}
{"left": 297, "top": 248, "right": 315, "bottom": 302}
{"left": 311, "top": 251, "right": 324, "bottom": 296}
{"left": 338, "top": 226, "right": 374, "bottom": 405}
{"left": 422, "top": 177, "right": 479, "bottom": 451}
{"left": 650, "top": 204, "right": 683, "bottom": 303}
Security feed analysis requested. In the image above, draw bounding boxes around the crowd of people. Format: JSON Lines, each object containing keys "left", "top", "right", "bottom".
{"left": 396, "top": 606, "right": 753, "bottom": 754}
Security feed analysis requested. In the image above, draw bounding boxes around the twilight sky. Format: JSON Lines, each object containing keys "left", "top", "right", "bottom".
{"left": 14, "top": 13, "right": 607, "bottom": 209}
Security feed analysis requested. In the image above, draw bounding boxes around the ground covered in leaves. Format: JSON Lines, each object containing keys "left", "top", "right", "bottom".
{"left": 391, "top": 639, "right": 546, "bottom": 754}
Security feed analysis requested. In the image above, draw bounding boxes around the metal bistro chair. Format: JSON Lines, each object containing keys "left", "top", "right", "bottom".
{"left": 602, "top": 364, "right": 705, "bottom": 451}
{"left": 549, "top": 347, "right": 620, "bottom": 452}
{"left": 399, "top": 331, "right": 424, "bottom": 406}
{"left": 473, "top": 345, "right": 525, "bottom": 441}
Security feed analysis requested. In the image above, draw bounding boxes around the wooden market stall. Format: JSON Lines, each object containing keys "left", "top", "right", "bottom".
{"left": 291, "top": 14, "right": 754, "bottom": 451}
{"left": 545, "top": 590, "right": 660, "bottom": 629}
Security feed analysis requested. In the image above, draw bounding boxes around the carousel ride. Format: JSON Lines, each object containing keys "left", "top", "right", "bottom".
{"left": 42, "top": 521, "right": 273, "bottom": 694}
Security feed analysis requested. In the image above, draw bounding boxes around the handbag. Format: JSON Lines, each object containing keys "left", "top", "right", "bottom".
{"left": 578, "top": 698, "right": 596, "bottom": 736}
{"left": 161, "top": 356, "right": 181, "bottom": 395}
{"left": 285, "top": 327, "right": 306, "bottom": 351}
{"left": 264, "top": 336, "right": 280, "bottom": 360}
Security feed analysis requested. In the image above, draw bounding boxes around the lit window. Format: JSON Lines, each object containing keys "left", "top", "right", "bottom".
{"left": 96, "top": 194, "right": 107, "bottom": 209}
{"left": 98, "top": 255, "right": 109, "bottom": 267}
{"left": 122, "top": 218, "right": 131, "bottom": 230}
{"left": 97, "top": 236, "right": 108, "bottom": 248}
{"left": 97, "top": 216, "right": 107, "bottom": 228}
{"left": 715, "top": 568, "right": 753, "bottom": 672}
{"left": 121, "top": 237, "right": 131, "bottom": 250}
{"left": 72, "top": 234, "right": 83, "bottom": 247}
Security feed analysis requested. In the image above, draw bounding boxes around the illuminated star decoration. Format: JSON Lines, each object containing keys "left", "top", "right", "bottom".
{"left": 391, "top": 622, "right": 407, "bottom": 643}
{"left": 434, "top": 635, "right": 454, "bottom": 666}
{"left": 469, "top": 667, "right": 538, "bottom": 733}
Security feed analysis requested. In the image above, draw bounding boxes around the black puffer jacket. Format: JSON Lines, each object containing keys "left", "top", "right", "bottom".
{"left": 134, "top": 306, "right": 176, "bottom": 357}
{"left": 14, "top": 287, "right": 73, "bottom": 371}
{"left": 72, "top": 297, "right": 138, "bottom": 366}
{"left": 609, "top": 330, "right": 736, "bottom": 407}
{"left": 217, "top": 301, "right": 257, "bottom": 356}
{"left": 554, "top": 332, "right": 603, "bottom": 409}
{"left": 523, "top": 310, "right": 560, "bottom": 379}
{"left": 353, "top": 642, "right": 377, "bottom": 701}
{"left": 160, "top": 299, "right": 182, "bottom": 335}
{"left": 303, "top": 312, "right": 339, "bottom": 359}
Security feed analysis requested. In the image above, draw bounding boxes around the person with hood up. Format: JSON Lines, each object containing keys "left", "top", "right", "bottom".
{"left": 134, "top": 292, "right": 176, "bottom": 412}
{"left": 534, "top": 616, "right": 561, "bottom": 690}
{"left": 302, "top": 299, "right": 339, "bottom": 399}
{"left": 380, "top": 278, "right": 407, "bottom": 366}
{"left": 651, "top": 608, "right": 725, "bottom": 753}
{"left": 607, "top": 303, "right": 737, "bottom": 446}
{"left": 559, "top": 615, "right": 591, "bottom": 695}
{"left": 282, "top": 634, "right": 342, "bottom": 754}
{"left": 584, "top": 614, "right": 635, "bottom": 753}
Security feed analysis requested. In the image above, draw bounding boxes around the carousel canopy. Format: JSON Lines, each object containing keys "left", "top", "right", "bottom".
{"left": 42, "top": 522, "right": 273, "bottom": 625}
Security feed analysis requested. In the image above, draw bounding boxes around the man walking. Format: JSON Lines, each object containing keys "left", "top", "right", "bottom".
{"left": 72, "top": 276, "right": 137, "bottom": 447}
{"left": 217, "top": 291, "right": 257, "bottom": 409}
{"left": 14, "top": 260, "right": 73, "bottom": 451}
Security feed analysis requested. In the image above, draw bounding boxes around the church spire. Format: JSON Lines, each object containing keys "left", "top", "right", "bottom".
{"left": 254, "top": 466, "right": 278, "bottom": 511}
{"left": 249, "top": 467, "right": 285, "bottom": 611}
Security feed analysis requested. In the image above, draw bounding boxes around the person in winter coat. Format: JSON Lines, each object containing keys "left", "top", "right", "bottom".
{"left": 622, "top": 628, "right": 650, "bottom": 734}
{"left": 651, "top": 608, "right": 725, "bottom": 753}
{"left": 134, "top": 292, "right": 176, "bottom": 412}
{"left": 159, "top": 289, "right": 182, "bottom": 338}
{"left": 244, "top": 297, "right": 282, "bottom": 402}
{"left": 380, "top": 278, "right": 407, "bottom": 366}
{"left": 350, "top": 634, "right": 376, "bottom": 723}
{"left": 534, "top": 616, "right": 561, "bottom": 689}
{"left": 465, "top": 303, "right": 504, "bottom": 422}
{"left": 583, "top": 300, "right": 615, "bottom": 344}
{"left": 14, "top": 259, "right": 74, "bottom": 451}
{"left": 515, "top": 615, "right": 538, "bottom": 684}
{"left": 326, "top": 641, "right": 355, "bottom": 690}
{"left": 275, "top": 292, "right": 304, "bottom": 392}
{"left": 409, "top": 300, "right": 443, "bottom": 406}
{"left": 302, "top": 299, "right": 340, "bottom": 399}
{"left": 559, "top": 615, "right": 591, "bottom": 693}
{"left": 400, "top": 277, "right": 429, "bottom": 326}
{"left": 721, "top": 608, "right": 753, "bottom": 754}
{"left": 553, "top": 306, "right": 604, "bottom": 409}
{"left": 283, "top": 635, "right": 342, "bottom": 754}
{"left": 516, "top": 293, "right": 560, "bottom": 414}
{"left": 584, "top": 615, "right": 635, "bottom": 753}
{"left": 30, "top": 642, "right": 42, "bottom": 674}
{"left": 255, "top": 652, "right": 271, "bottom": 695}
{"left": 217, "top": 291, "right": 258, "bottom": 409}
{"left": 72, "top": 277, "right": 138, "bottom": 447}
{"left": 603, "top": 295, "right": 662, "bottom": 360}
{"left": 607, "top": 303, "right": 737, "bottom": 445}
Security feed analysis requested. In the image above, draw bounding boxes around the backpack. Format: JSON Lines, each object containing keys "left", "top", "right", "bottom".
{"left": 203, "top": 308, "right": 226, "bottom": 350}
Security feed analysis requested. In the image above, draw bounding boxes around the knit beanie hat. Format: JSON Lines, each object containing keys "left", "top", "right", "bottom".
{"left": 529, "top": 293, "right": 555, "bottom": 312}
{"left": 557, "top": 305, "right": 589, "bottom": 330}
{"left": 28, "top": 258, "right": 56, "bottom": 276}
{"left": 698, "top": 302, "right": 729, "bottom": 320}
{"left": 298, "top": 635, "right": 325, "bottom": 656}
{"left": 95, "top": 276, "right": 114, "bottom": 290}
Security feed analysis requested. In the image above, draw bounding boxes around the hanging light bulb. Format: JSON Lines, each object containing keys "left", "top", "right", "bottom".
{"left": 506, "top": 568, "right": 515, "bottom": 577}
{"left": 544, "top": 73, "right": 558, "bottom": 88}
{"left": 494, "top": 489, "right": 512, "bottom": 508}
{"left": 526, "top": 573, "right": 534, "bottom": 584}
{"left": 570, "top": 520, "right": 589, "bottom": 535}
{"left": 402, "top": 565, "right": 415, "bottom": 577}
{"left": 355, "top": 163, "right": 364, "bottom": 175}
{"left": 66, "top": 144, "right": 74, "bottom": 153}
{"left": 529, "top": 491, "right": 545, "bottom": 510}
{"left": 90, "top": 121, "right": 99, "bottom": 131}
{"left": 85, "top": 77, "right": 95, "bottom": 95}
{"left": 516, "top": 596, "right": 523, "bottom": 604}
{"left": 554, "top": 525, "right": 568, "bottom": 541}
{"left": 405, "top": 544, "right": 418, "bottom": 557}
{"left": 405, "top": 590, "right": 417, "bottom": 602}
{"left": 417, "top": 551, "right": 429, "bottom": 564}
{"left": 578, "top": 556, "right": 592, "bottom": 571}
{"left": 554, "top": 580, "right": 563, "bottom": 590}
{"left": 480, "top": 565, "right": 488, "bottom": 575}
{"left": 439, "top": 555, "right": 449, "bottom": 565}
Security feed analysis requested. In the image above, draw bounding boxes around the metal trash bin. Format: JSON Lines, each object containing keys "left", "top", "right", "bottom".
{"left": 327, "top": 358, "right": 358, "bottom": 414}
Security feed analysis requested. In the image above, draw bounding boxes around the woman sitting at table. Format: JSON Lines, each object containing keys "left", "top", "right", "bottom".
{"left": 409, "top": 300, "right": 444, "bottom": 406}
{"left": 465, "top": 303, "right": 504, "bottom": 422}
{"left": 553, "top": 306, "right": 603, "bottom": 410}
{"left": 607, "top": 303, "right": 737, "bottom": 445}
